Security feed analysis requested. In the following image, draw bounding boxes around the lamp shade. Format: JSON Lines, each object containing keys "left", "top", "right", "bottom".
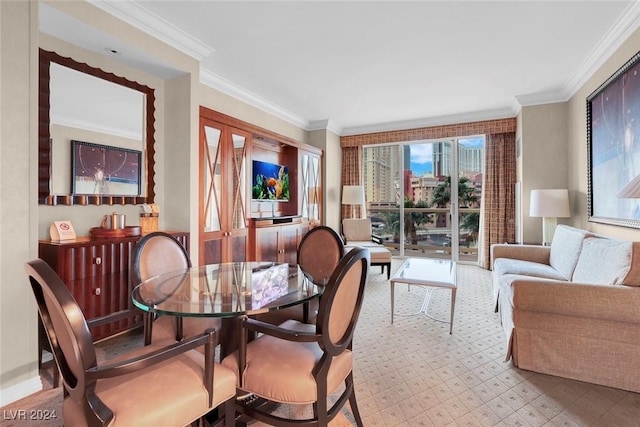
{"left": 530, "top": 189, "right": 570, "bottom": 218}
{"left": 341, "top": 185, "right": 365, "bottom": 205}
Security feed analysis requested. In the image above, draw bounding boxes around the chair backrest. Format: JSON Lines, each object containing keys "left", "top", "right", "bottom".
{"left": 297, "top": 226, "right": 345, "bottom": 285}
{"left": 315, "top": 247, "right": 370, "bottom": 355}
{"left": 342, "top": 218, "right": 372, "bottom": 242}
{"left": 25, "top": 259, "right": 97, "bottom": 402}
{"left": 133, "top": 231, "right": 191, "bottom": 283}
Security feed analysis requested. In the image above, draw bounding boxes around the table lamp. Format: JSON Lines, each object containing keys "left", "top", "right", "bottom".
{"left": 530, "top": 189, "right": 570, "bottom": 245}
{"left": 342, "top": 185, "right": 365, "bottom": 219}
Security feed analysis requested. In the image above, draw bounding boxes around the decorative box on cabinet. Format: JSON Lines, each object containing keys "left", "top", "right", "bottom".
{"left": 250, "top": 217, "right": 306, "bottom": 263}
{"left": 38, "top": 231, "right": 189, "bottom": 341}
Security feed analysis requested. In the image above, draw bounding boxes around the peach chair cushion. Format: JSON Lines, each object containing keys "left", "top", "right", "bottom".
{"left": 136, "top": 236, "right": 190, "bottom": 284}
{"left": 222, "top": 320, "right": 353, "bottom": 404}
{"left": 298, "top": 227, "right": 343, "bottom": 285}
{"left": 64, "top": 345, "right": 237, "bottom": 427}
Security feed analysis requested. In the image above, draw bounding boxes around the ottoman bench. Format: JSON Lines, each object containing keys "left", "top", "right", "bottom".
{"left": 346, "top": 244, "right": 392, "bottom": 279}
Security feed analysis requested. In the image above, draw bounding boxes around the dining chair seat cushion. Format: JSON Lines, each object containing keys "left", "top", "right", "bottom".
{"left": 222, "top": 319, "right": 352, "bottom": 405}
{"left": 64, "top": 344, "right": 236, "bottom": 427}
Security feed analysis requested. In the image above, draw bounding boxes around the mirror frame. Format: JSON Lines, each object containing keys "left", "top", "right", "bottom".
{"left": 38, "top": 48, "right": 156, "bottom": 205}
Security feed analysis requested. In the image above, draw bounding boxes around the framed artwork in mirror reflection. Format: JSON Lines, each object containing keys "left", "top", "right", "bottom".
{"left": 587, "top": 50, "right": 640, "bottom": 229}
{"left": 71, "top": 140, "right": 141, "bottom": 196}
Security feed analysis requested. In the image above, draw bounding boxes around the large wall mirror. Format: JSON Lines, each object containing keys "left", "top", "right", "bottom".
{"left": 38, "top": 48, "right": 156, "bottom": 205}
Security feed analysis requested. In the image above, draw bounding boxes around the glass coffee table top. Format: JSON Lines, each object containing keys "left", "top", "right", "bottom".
{"left": 390, "top": 258, "right": 457, "bottom": 333}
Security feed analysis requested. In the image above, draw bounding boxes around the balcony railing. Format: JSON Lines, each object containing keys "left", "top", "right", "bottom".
{"left": 368, "top": 206, "right": 480, "bottom": 262}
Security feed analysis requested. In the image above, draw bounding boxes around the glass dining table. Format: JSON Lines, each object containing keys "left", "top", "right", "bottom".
{"left": 131, "top": 261, "right": 322, "bottom": 358}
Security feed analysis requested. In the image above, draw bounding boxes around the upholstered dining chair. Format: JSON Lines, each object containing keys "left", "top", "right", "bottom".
{"left": 256, "top": 225, "right": 345, "bottom": 325}
{"left": 222, "top": 246, "right": 370, "bottom": 427}
{"left": 26, "top": 258, "right": 237, "bottom": 427}
{"left": 133, "top": 231, "right": 223, "bottom": 346}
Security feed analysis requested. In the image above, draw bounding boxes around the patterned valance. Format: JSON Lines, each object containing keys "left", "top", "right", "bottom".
{"left": 340, "top": 118, "right": 516, "bottom": 147}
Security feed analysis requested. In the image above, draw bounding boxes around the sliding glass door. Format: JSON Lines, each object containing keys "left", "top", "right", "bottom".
{"left": 363, "top": 137, "right": 483, "bottom": 263}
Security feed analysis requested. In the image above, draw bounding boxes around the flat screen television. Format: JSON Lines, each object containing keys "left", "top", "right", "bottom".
{"left": 252, "top": 160, "right": 290, "bottom": 201}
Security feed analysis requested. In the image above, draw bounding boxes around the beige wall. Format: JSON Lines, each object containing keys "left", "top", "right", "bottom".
{"left": 519, "top": 102, "right": 568, "bottom": 244}
{"left": 1, "top": 0, "right": 41, "bottom": 404}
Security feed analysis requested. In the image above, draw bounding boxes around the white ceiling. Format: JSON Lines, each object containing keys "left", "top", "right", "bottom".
{"left": 41, "top": 1, "right": 640, "bottom": 136}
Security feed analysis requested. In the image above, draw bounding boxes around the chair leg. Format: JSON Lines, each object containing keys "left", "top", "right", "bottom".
{"left": 223, "top": 398, "right": 235, "bottom": 427}
{"left": 347, "top": 373, "right": 364, "bottom": 427}
{"left": 52, "top": 362, "right": 60, "bottom": 388}
{"left": 315, "top": 379, "right": 329, "bottom": 426}
{"left": 143, "top": 312, "right": 153, "bottom": 345}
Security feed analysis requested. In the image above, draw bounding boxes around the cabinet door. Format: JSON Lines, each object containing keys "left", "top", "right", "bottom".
{"left": 255, "top": 227, "right": 280, "bottom": 262}
{"left": 199, "top": 116, "right": 249, "bottom": 264}
{"left": 200, "top": 119, "right": 225, "bottom": 264}
{"left": 301, "top": 152, "right": 322, "bottom": 225}
{"left": 227, "top": 127, "right": 249, "bottom": 262}
{"left": 281, "top": 225, "right": 300, "bottom": 264}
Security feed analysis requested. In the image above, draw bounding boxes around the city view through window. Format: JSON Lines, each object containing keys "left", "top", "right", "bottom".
{"left": 363, "top": 137, "right": 484, "bottom": 262}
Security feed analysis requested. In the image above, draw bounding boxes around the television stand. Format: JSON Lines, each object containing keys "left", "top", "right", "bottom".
{"left": 249, "top": 216, "right": 306, "bottom": 263}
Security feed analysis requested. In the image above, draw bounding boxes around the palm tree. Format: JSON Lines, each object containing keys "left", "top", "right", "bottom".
{"left": 379, "top": 198, "right": 433, "bottom": 243}
{"left": 432, "top": 176, "right": 480, "bottom": 243}
{"left": 431, "top": 176, "right": 478, "bottom": 207}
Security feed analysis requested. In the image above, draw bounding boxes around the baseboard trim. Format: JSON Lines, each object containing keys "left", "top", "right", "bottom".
{"left": 0, "top": 375, "right": 43, "bottom": 407}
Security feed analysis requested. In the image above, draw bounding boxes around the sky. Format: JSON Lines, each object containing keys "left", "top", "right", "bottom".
{"left": 409, "top": 137, "right": 483, "bottom": 175}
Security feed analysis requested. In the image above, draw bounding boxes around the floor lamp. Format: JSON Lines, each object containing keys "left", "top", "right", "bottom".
{"left": 530, "top": 189, "right": 570, "bottom": 245}
{"left": 342, "top": 185, "right": 365, "bottom": 219}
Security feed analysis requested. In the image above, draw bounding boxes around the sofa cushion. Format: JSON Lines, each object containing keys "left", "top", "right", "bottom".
{"left": 549, "top": 225, "right": 591, "bottom": 280}
{"left": 493, "top": 258, "right": 567, "bottom": 282}
{"left": 572, "top": 237, "right": 633, "bottom": 285}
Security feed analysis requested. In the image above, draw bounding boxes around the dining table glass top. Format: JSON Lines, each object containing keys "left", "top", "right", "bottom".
{"left": 132, "top": 262, "right": 321, "bottom": 318}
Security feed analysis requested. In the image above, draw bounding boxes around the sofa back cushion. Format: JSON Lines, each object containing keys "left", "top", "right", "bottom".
{"left": 572, "top": 237, "right": 633, "bottom": 285}
{"left": 549, "top": 225, "right": 591, "bottom": 280}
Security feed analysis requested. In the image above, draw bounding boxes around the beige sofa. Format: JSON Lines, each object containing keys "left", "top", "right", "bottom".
{"left": 491, "top": 225, "right": 640, "bottom": 392}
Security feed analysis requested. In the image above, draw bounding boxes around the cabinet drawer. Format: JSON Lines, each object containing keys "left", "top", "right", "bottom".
{"left": 67, "top": 271, "right": 140, "bottom": 341}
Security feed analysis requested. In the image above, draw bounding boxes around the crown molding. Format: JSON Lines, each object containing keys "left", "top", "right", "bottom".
{"left": 562, "top": 1, "right": 640, "bottom": 100}
{"left": 340, "top": 108, "right": 515, "bottom": 136}
{"left": 515, "top": 90, "right": 568, "bottom": 108}
{"left": 90, "top": 0, "right": 213, "bottom": 60}
{"left": 308, "top": 119, "right": 342, "bottom": 135}
{"left": 200, "top": 67, "right": 309, "bottom": 130}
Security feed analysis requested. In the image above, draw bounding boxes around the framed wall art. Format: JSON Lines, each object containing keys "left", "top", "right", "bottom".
{"left": 587, "top": 50, "right": 640, "bottom": 229}
{"left": 71, "top": 140, "right": 142, "bottom": 196}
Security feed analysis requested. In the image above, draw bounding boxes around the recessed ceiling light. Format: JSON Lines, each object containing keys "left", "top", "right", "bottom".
{"left": 105, "top": 47, "right": 121, "bottom": 56}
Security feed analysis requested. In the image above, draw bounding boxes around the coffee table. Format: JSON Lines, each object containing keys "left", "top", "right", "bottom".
{"left": 390, "top": 258, "right": 457, "bottom": 334}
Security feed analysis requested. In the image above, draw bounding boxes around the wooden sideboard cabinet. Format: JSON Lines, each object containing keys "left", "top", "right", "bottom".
{"left": 250, "top": 217, "right": 308, "bottom": 264}
{"left": 38, "top": 231, "right": 189, "bottom": 341}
